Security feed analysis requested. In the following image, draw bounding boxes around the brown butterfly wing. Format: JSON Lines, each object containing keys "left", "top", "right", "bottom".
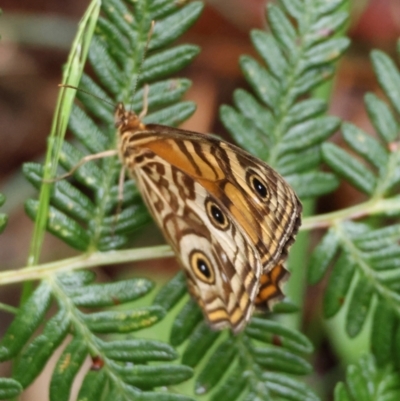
{"left": 123, "top": 148, "right": 262, "bottom": 333}
{"left": 118, "top": 119, "right": 301, "bottom": 329}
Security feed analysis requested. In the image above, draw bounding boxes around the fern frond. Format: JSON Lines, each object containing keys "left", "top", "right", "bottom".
{"left": 308, "top": 47, "right": 400, "bottom": 365}
{"left": 8, "top": 0, "right": 203, "bottom": 399}
{"left": 153, "top": 272, "right": 317, "bottom": 400}
{"left": 149, "top": 1, "right": 351, "bottom": 398}
{"left": 309, "top": 220, "right": 400, "bottom": 340}
{"left": 334, "top": 354, "right": 400, "bottom": 401}
{"left": 220, "top": 0, "right": 350, "bottom": 199}
{"left": 24, "top": 0, "right": 203, "bottom": 252}
{"left": 0, "top": 270, "right": 195, "bottom": 400}
{"left": 322, "top": 50, "right": 400, "bottom": 199}
{"left": 145, "top": 1, "right": 351, "bottom": 398}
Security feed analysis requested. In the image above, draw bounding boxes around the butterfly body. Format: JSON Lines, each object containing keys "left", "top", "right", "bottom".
{"left": 115, "top": 104, "right": 302, "bottom": 333}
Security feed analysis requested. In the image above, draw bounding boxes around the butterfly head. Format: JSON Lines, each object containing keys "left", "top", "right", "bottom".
{"left": 114, "top": 102, "right": 146, "bottom": 134}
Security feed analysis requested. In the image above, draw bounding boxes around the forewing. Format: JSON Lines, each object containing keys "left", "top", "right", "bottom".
{"left": 125, "top": 126, "right": 302, "bottom": 271}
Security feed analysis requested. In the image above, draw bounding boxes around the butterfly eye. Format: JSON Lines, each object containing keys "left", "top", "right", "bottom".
{"left": 205, "top": 199, "right": 230, "bottom": 230}
{"left": 248, "top": 172, "right": 269, "bottom": 200}
{"left": 190, "top": 251, "right": 215, "bottom": 284}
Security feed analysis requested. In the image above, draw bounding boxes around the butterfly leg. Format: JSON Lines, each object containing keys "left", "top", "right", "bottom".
{"left": 138, "top": 84, "right": 150, "bottom": 120}
{"left": 116, "top": 165, "right": 127, "bottom": 215}
{"left": 43, "top": 149, "right": 118, "bottom": 183}
{"left": 110, "top": 165, "right": 128, "bottom": 236}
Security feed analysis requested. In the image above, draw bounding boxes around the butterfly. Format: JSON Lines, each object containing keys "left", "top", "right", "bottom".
{"left": 115, "top": 102, "right": 302, "bottom": 334}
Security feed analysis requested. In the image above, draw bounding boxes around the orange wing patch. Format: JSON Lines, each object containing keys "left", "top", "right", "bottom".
{"left": 254, "top": 264, "right": 289, "bottom": 309}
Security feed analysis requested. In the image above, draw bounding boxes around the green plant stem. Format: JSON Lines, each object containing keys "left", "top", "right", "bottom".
{"left": 237, "top": 337, "right": 269, "bottom": 397}
{"left": 0, "top": 302, "right": 19, "bottom": 314}
{"left": 0, "top": 246, "right": 174, "bottom": 286}
{"left": 301, "top": 196, "right": 400, "bottom": 230}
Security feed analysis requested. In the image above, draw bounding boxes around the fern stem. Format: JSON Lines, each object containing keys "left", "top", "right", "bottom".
{"left": 3, "top": 196, "right": 399, "bottom": 286}
{"left": 237, "top": 337, "right": 270, "bottom": 397}
{"left": 0, "top": 245, "right": 174, "bottom": 286}
{"left": 301, "top": 196, "right": 400, "bottom": 230}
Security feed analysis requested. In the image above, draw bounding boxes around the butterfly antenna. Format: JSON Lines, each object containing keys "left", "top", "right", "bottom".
{"left": 58, "top": 84, "right": 115, "bottom": 108}
{"left": 130, "top": 20, "right": 155, "bottom": 112}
